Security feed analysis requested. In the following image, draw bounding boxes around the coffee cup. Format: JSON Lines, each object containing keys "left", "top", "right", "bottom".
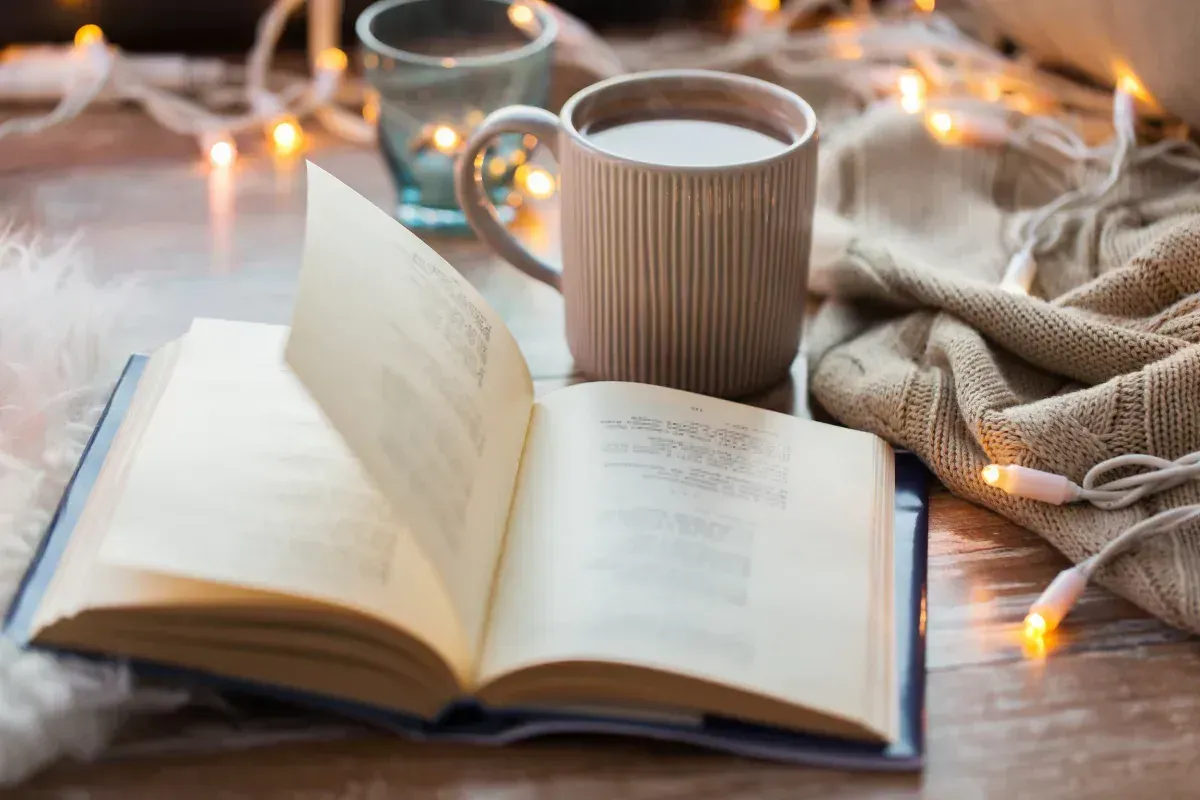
{"left": 454, "top": 69, "right": 818, "bottom": 398}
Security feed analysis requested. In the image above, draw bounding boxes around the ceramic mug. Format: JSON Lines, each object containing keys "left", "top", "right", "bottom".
{"left": 454, "top": 69, "right": 818, "bottom": 398}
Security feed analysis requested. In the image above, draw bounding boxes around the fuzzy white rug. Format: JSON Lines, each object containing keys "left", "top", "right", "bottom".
{"left": 0, "top": 230, "right": 184, "bottom": 787}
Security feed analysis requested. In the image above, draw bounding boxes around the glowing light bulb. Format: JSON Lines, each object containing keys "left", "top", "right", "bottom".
{"left": 431, "top": 125, "right": 461, "bottom": 154}
{"left": 316, "top": 47, "right": 348, "bottom": 72}
{"left": 271, "top": 119, "right": 303, "bottom": 156}
{"left": 74, "top": 24, "right": 104, "bottom": 48}
{"left": 208, "top": 137, "right": 237, "bottom": 168}
{"left": 1117, "top": 72, "right": 1143, "bottom": 97}
{"left": 928, "top": 111, "right": 954, "bottom": 138}
{"left": 898, "top": 69, "right": 926, "bottom": 114}
{"left": 487, "top": 157, "right": 508, "bottom": 178}
{"left": 508, "top": 3, "right": 536, "bottom": 27}
{"left": 522, "top": 134, "right": 538, "bottom": 150}
{"left": 519, "top": 166, "right": 556, "bottom": 199}
{"left": 1023, "top": 612, "right": 1047, "bottom": 640}
{"left": 915, "top": 0, "right": 935, "bottom": 10}
{"left": 981, "top": 464, "right": 1001, "bottom": 486}
{"left": 363, "top": 92, "right": 380, "bottom": 125}
{"left": 748, "top": 0, "right": 782, "bottom": 11}
{"left": 1115, "top": 66, "right": 1156, "bottom": 108}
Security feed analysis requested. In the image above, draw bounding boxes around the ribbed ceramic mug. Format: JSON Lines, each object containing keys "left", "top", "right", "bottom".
{"left": 455, "top": 69, "right": 818, "bottom": 398}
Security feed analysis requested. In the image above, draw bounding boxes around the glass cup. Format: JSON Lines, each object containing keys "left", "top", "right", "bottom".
{"left": 357, "top": 0, "right": 557, "bottom": 233}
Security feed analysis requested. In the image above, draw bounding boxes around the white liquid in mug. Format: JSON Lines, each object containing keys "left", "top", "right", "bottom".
{"left": 583, "top": 117, "right": 791, "bottom": 167}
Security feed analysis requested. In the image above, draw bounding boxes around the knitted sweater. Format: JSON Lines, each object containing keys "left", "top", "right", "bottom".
{"left": 808, "top": 105, "right": 1200, "bottom": 632}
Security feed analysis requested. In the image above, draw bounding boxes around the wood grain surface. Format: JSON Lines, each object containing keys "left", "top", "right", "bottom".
{"left": 5, "top": 109, "right": 1200, "bottom": 800}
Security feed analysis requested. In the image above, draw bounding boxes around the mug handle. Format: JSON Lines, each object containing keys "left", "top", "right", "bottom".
{"left": 455, "top": 106, "right": 563, "bottom": 291}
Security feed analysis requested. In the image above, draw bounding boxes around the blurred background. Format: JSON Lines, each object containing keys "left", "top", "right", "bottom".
{"left": 0, "top": 0, "right": 740, "bottom": 49}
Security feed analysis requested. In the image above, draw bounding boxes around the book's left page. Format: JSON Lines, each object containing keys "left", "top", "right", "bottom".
{"left": 285, "top": 164, "right": 535, "bottom": 656}
{"left": 94, "top": 319, "right": 471, "bottom": 682}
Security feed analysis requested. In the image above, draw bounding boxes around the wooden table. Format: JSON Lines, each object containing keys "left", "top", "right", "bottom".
{"left": 7, "top": 112, "right": 1200, "bottom": 799}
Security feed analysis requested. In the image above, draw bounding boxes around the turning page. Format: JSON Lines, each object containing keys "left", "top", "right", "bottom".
{"left": 479, "top": 382, "right": 895, "bottom": 739}
{"left": 95, "top": 320, "right": 468, "bottom": 678}
{"left": 285, "top": 164, "right": 535, "bottom": 652}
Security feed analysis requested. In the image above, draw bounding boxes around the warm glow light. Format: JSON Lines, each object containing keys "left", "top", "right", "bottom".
{"left": 441, "top": 57, "right": 457, "bottom": 68}
{"left": 508, "top": 3, "right": 536, "bottom": 26}
{"left": 748, "top": 0, "right": 782, "bottom": 11}
{"left": 915, "top": 0, "right": 935, "bottom": 10}
{"left": 981, "top": 464, "right": 1001, "bottom": 486}
{"left": 363, "top": 91, "right": 380, "bottom": 125}
{"left": 271, "top": 119, "right": 303, "bottom": 155}
{"left": 898, "top": 69, "right": 926, "bottom": 114}
{"left": 1023, "top": 612, "right": 1047, "bottom": 640}
{"left": 510, "top": 149, "right": 527, "bottom": 166}
{"left": 487, "top": 157, "right": 508, "bottom": 178}
{"left": 898, "top": 71, "right": 923, "bottom": 98}
{"left": 522, "top": 134, "right": 538, "bottom": 150}
{"left": 519, "top": 166, "right": 556, "bottom": 199}
{"left": 1115, "top": 66, "right": 1156, "bottom": 107}
{"left": 929, "top": 111, "right": 953, "bottom": 135}
{"left": 316, "top": 47, "right": 348, "bottom": 72}
{"left": 208, "top": 138, "right": 236, "bottom": 168}
{"left": 982, "top": 80, "right": 1003, "bottom": 103}
{"left": 74, "top": 24, "right": 104, "bottom": 48}
{"left": 507, "top": 191, "right": 524, "bottom": 208}
{"left": 432, "top": 125, "right": 461, "bottom": 154}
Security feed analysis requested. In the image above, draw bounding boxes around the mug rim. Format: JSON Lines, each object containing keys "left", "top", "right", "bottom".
{"left": 356, "top": 0, "right": 557, "bottom": 69}
{"left": 560, "top": 69, "right": 819, "bottom": 173}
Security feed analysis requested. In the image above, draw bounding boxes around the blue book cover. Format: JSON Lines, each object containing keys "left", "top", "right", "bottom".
{"left": 5, "top": 354, "right": 929, "bottom": 770}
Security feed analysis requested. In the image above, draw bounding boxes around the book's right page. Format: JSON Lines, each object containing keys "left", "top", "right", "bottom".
{"left": 477, "top": 382, "right": 895, "bottom": 742}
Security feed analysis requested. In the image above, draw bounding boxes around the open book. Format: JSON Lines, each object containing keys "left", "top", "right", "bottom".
{"left": 7, "top": 165, "right": 927, "bottom": 767}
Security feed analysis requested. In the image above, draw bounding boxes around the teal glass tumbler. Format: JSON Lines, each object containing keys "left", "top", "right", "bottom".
{"left": 356, "top": 0, "right": 556, "bottom": 233}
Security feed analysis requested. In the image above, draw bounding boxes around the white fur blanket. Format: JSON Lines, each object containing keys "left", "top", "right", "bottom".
{"left": 0, "top": 231, "right": 182, "bottom": 786}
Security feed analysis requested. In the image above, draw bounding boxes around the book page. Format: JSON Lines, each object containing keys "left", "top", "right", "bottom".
{"left": 284, "top": 164, "right": 534, "bottom": 653}
{"left": 478, "top": 382, "right": 892, "bottom": 737}
{"left": 98, "top": 320, "right": 471, "bottom": 679}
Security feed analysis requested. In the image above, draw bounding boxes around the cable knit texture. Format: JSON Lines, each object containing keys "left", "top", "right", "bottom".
{"left": 808, "top": 108, "right": 1200, "bottom": 633}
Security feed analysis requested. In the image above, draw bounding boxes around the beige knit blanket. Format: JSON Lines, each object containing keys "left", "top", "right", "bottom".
{"left": 808, "top": 104, "right": 1200, "bottom": 632}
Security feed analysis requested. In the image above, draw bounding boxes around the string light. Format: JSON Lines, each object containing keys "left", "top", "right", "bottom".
{"left": 748, "top": 0, "right": 782, "bottom": 11}
{"left": 927, "top": 110, "right": 954, "bottom": 140}
{"left": 207, "top": 136, "right": 237, "bottom": 168}
{"left": 914, "top": 0, "right": 935, "bottom": 11}
{"left": 898, "top": 69, "right": 925, "bottom": 114}
{"left": 924, "top": 109, "right": 1010, "bottom": 146}
{"left": 1114, "top": 64, "right": 1158, "bottom": 110}
{"left": 363, "top": 91, "right": 379, "bottom": 125}
{"left": 431, "top": 125, "right": 461, "bottom": 154}
{"left": 982, "top": 454, "right": 1200, "bottom": 639}
{"left": 517, "top": 165, "right": 556, "bottom": 199}
{"left": 73, "top": 24, "right": 104, "bottom": 49}
{"left": 270, "top": 118, "right": 303, "bottom": 156}
{"left": 508, "top": 3, "right": 536, "bottom": 27}
{"left": 487, "top": 157, "right": 508, "bottom": 178}
{"left": 315, "top": 47, "right": 347, "bottom": 73}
